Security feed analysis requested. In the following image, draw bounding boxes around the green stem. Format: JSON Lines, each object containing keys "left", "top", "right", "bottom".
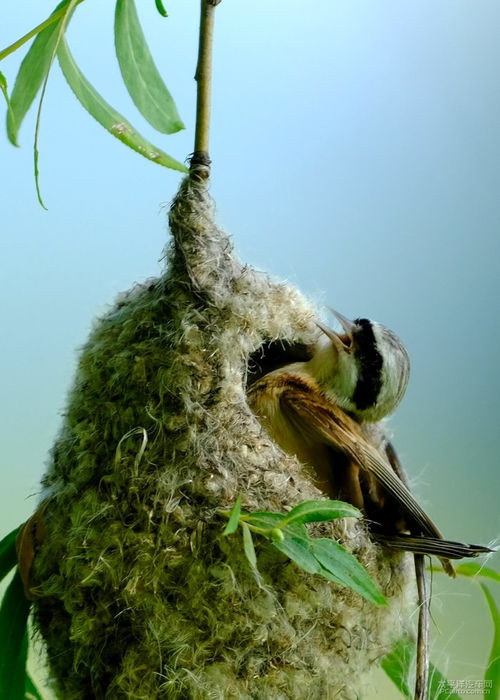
{"left": 219, "top": 512, "right": 271, "bottom": 537}
{"left": 239, "top": 520, "right": 279, "bottom": 538}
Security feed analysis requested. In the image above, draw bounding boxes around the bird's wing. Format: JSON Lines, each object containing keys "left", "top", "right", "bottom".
{"left": 385, "top": 440, "right": 411, "bottom": 487}
{"left": 280, "top": 387, "right": 445, "bottom": 542}
{"left": 280, "top": 387, "right": 457, "bottom": 577}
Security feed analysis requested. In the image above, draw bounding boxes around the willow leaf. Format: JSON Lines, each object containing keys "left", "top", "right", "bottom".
{"left": 115, "top": 0, "right": 183, "bottom": 134}
{"left": 0, "top": 71, "right": 16, "bottom": 133}
{"left": 57, "top": 36, "right": 187, "bottom": 172}
{"left": 429, "top": 562, "right": 500, "bottom": 584}
{"left": 32, "top": 0, "right": 82, "bottom": 208}
{"left": 26, "top": 672, "right": 44, "bottom": 700}
{"left": 280, "top": 499, "right": 361, "bottom": 526}
{"left": 381, "top": 637, "right": 462, "bottom": 700}
{"left": 0, "top": 71, "right": 12, "bottom": 119}
{"left": 222, "top": 494, "right": 242, "bottom": 536}
{"left": 0, "top": 1, "right": 86, "bottom": 63}
{"left": 428, "top": 662, "right": 461, "bottom": 700}
{"left": 272, "top": 535, "right": 321, "bottom": 575}
{"left": 242, "top": 523, "right": 257, "bottom": 571}
{"left": 311, "top": 538, "right": 387, "bottom": 606}
{"left": 380, "top": 637, "right": 413, "bottom": 699}
{"left": 6, "top": 1, "right": 72, "bottom": 146}
{"left": 0, "top": 526, "right": 20, "bottom": 581}
{"left": 455, "top": 562, "right": 500, "bottom": 583}
{"left": 0, "top": 570, "right": 31, "bottom": 699}
{"left": 155, "top": 0, "right": 168, "bottom": 17}
{"left": 480, "top": 584, "right": 500, "bottom": 700}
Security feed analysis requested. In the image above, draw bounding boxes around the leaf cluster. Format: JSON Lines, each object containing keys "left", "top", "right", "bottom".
{"left": 0, "top": 0, "right": 187, "bottom": 207}
{"left": 222, "top": 497, "right": 499, "bottom": 699}
{"left": 222, "top": 496, "right": 387, "bottom": 607}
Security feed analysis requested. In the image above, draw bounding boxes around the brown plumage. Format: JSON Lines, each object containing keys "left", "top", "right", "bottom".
{"left": 247, "top": 331, "right": 493, "bottom": 700}
{"left": 248, "top": 361, "right": 491, "bottom": 576}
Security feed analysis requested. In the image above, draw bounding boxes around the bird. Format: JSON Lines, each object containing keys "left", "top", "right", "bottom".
{"left": 247, "top": 309, "right": 491, "bottom": 575}
{"left": 247, "top": 308, "right": 492, "bottom": 700}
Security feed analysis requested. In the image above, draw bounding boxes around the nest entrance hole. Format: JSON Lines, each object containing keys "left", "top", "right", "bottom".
{"left": 246, "top": 339, "right": 313, "bottom": 389}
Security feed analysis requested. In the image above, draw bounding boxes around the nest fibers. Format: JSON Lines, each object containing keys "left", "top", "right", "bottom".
{"left": 32, "top": 172, "right": 414, "bottom": 699}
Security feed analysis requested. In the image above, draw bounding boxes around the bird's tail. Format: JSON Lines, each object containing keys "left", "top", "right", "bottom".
{"left": 374, "top": 532, "right": 494, "bottom": 560}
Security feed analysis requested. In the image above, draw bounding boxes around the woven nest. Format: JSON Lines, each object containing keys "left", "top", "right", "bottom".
{"left": 32, "top": 173, "right": 414, "bottom": 699}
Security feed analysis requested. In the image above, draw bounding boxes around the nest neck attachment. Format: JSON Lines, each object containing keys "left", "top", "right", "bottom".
{"left": 189, "top": 151, "right": 212, "bottom": 183}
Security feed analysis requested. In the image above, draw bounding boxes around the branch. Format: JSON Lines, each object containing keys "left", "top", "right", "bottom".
{"left": 191, "top": 0, "right": 221, "bottom": 179}
{"left": 414, "top": 554, "right": 430, "bottom": 700}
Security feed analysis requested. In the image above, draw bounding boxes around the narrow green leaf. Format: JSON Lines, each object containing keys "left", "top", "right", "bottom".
{"left": 380, "top": 637, "right": 413, "bottom": 699}
{"left": 26, "top": 672, "right": 44, "bottom": 700}
{"left": 0, "top": 570, "right": 31, "bottom": 699}
{"left": 280, "top": 499, "right": 361, "bottom": 527}
{"left": 427, "top": 659, "right": 462, "bottom": 699}
{"left": 316, "top": 563, "right": 351, "bottom": 587}
{"left": 0, "top": 70, "right": 15, "bottom": 132}
{"left": 241, "top": 524, "right": 264, "bottom": 587}
{"left": 381, "top": 637, "right": 462, "bottom": 700}
{"left": 155, "top": 0, "right": 168, "bottom": 17}
{"left": 310, "top": 538, "right": 387, "bottom": 606}
{"left": 429, "top": 562, "right": 500, "bottom": 583}
{"left": 223, "top": 494, "right": 242, "bottom": 536}
{"left": 57, "top": 37, "right": 187, "bottom": 172}
{"left": 0, "top": 526, "right": 20, "bottom": 582}
{"left": 6, "top": 1, "right": 72, "bottom": 146}
{"left": 0, "top": 71, "right": 12, "bottom": 118}
{"left": 480, "top": 584, "right": 500, "bottom": 699}
{"left": 455, "top": 562, "right": 500, "bottom": 583}
{"left": 33, "top": 0, "right": 81, "bottom": 209}
{"left": 272, "top": 535, "right": 322, "bottom": 575}
{"left": 0, "top": 2, "right": 83, "bottom": 62}
{"left": 242, "top": 523, "right": 257, "bottom": 570}
{"left": 115, "top": 0, "right": 183, "bottom": 134}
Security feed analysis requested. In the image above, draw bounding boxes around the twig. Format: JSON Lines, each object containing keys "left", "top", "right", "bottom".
{"left": 385, "top": 443, "right": 430, "bottom": 700}
{"left": 191, "top": 0, "right": 221, "bottom": 178}
{"left": 414, "top": 554, "right": 429, "bottom": 700}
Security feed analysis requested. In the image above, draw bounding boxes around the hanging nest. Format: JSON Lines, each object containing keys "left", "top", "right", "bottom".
{"left": 32, "top": 171, "right": 414, "bottom": 699}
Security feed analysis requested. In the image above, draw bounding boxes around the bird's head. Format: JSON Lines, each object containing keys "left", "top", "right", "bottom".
{"left": 308, "top": 309, "right": 410, "bottom": 422}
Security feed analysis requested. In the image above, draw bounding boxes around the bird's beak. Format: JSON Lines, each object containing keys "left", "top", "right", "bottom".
{"left": 316, "top": 318, "right": 351, "bottom": 354}
{"left": 316, "top": 308, "right": 356, "bottom": 352}
{"left": 328, "top": 308, "right": 356, "bottom": 336}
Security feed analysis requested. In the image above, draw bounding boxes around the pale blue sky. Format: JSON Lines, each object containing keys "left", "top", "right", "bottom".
{"left": 1, "top": 1, "right": 499, "bottom": 696}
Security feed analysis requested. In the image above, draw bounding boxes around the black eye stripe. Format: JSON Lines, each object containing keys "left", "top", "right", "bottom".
{"left": 352, "top": 319, "right": 383, "bottom": 410}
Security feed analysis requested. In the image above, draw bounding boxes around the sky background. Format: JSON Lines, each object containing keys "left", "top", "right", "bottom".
{"left": 1, "top": 1, "right": 499, "bottom": 698}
